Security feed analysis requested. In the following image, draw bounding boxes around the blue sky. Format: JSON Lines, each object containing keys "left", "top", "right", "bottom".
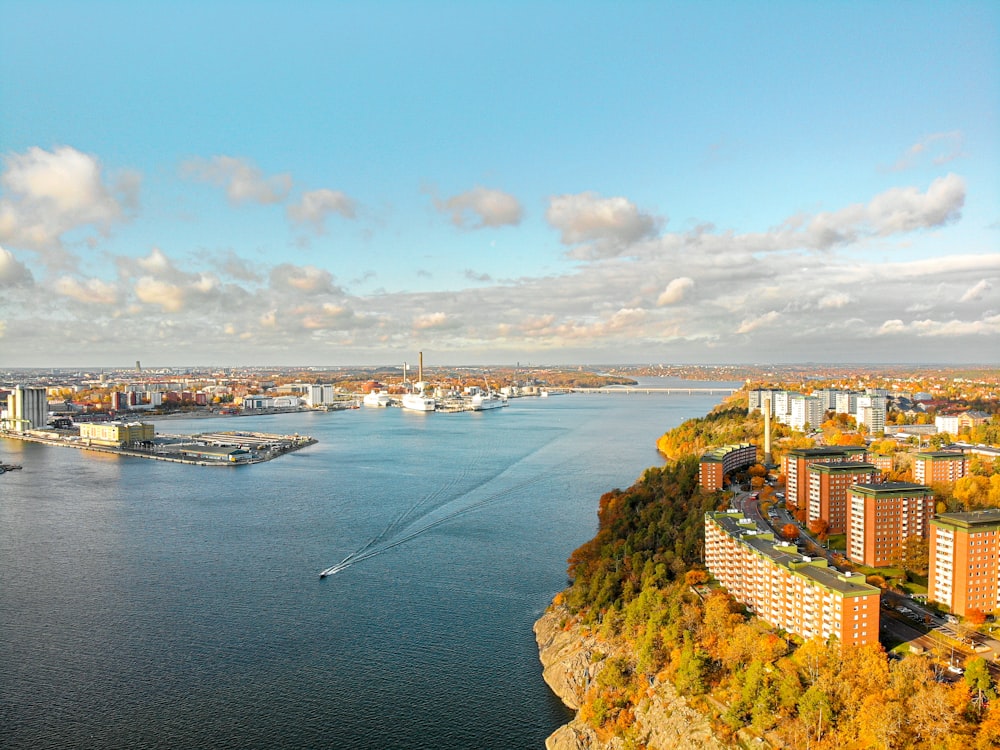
{"left": 1, "top": 1, "right": 997, "bottom": 366}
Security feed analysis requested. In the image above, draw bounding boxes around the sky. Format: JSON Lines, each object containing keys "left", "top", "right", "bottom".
{"left": 0, "top": 1, "right": 998, "bottom": 367}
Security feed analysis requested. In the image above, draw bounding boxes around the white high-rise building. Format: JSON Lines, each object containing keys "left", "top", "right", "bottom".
{"left": 834, "top": 392, "right": 859, "bottom": 416}
{"left": 856, "top": 395, "right": 886, "bottom": 434}
{"left": 789, "top": 396, "right": 824, "bottom": 431}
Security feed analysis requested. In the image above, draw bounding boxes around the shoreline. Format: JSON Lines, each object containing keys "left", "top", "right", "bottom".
{"left": 0, "top": 429, "right": 317, "bottom": 466}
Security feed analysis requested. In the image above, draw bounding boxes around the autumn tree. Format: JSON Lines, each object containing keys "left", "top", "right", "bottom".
{"left": 967, "top": 608, "right": 988, "bottom": 627}
{"left": 781, "top": 523, "right": 799, "bottom": 541}
{"left": 901, "top": 535, "right": 930, "bottom": 577}
{"left": 808, "top": 518, "right": 830, "bottom": 542}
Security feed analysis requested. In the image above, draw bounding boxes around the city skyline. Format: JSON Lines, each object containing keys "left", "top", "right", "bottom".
{"left": 1, "top": 2, "right": 998, "bottom": 367}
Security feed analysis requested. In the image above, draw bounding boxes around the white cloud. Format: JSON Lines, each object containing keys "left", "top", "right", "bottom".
{"left": 54, "top": 276, "right": 120, "bottom": 305}
{"left": 135, "top": 277, "right": 186, "bottom": 312}
{"left": 736, "top": 310, "right": 780, "bottom": 334}
{"left": 877, "top": 314, "right": 1000, "bottom": 337}
{"left": 435, "top": 186, "right": 523, "bottom": 229}
{"left": 287, "top": 189, "right": 357, "bottom": 232}
{"left": 546, "top": 192, "right": 660, "bottom": 258}
{"left": 804, "top": 174, "right": 965, "bottom": 249}
{"left": 413, "top": 312, "right": 458, "bottom": 330}
{"left": 817, "top": 292, "right": 852, "bottom": 309}
{"left": 269, "top": 264, "right": 339, "bottom": 295}
{"left": 137, "top": 247, "right": 174, "bottom": 275}
{"left": 181, "top": 155, "right": 292, "bottom": 205}
{"left": 887, "top": 131, "right": 964, "bottom": 172}
{"left": 0, "top": 246, "right": 33, "bottom": 287}
{"left": 656, "top": 277, "right": 694, "bottom": 306}
{"left": 960, "top": 279, "right": 993, "bottom": 303}
{"left": 0, "top": 146, "right": 139, "bottom": 263}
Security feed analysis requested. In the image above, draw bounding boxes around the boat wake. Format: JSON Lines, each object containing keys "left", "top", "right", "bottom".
{"left": 319, "top": 434, "right": 571, "bottom": 579}
{"left": 320, "top": 468, "right": 555, "bottom": 578}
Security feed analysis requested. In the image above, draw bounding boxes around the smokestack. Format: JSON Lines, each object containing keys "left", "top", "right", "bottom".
{"left": 418, "top": 351, "right": 423, "bottom": 383}
{"left": 763, "top": 397, "right": 773, "bottom": 465}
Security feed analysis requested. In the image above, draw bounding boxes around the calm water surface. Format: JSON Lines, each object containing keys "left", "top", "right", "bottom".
{"left": 0, "top": 380, "right": 735, "bottom": 749}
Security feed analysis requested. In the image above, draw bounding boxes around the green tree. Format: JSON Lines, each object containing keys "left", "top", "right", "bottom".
{"left": 965, "top": 657, "right": 997, "bottom": 712}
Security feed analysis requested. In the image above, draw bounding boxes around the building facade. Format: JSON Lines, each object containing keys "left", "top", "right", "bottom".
{"left": 913, "top": 451, "right": 970, "bottom": 485}
{"left": 929, "top": 509, "right": 1000, "bottom": 617}
{"left": 790, "top": 396, "right": 824, "bottom": 432}
{"left": 847, "top": 482, "right": 936, "bottom": 568}
{"left": 698, "top": 443, "right": 758, "bottom": 491}
{"left": 79, "top": 421, "right": 155, "bottom": 447}
{"left": 807, "top": 462, "right": 878, "bottom": 535}
{"left": 783, "top": 447, "right": 868, "bottom": 511}
{"left": 705, "top": 511, "right": 881, "bottom": 647}
{"left": 3, "top": 385, "right": 48, "bottom": 432}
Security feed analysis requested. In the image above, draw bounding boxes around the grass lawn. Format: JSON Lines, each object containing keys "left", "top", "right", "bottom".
{"left": 826, "top": 533, "right": 846, "bottom": 550}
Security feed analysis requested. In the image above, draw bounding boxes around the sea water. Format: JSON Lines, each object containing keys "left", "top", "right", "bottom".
{"left": 0, "top": 379, "right": 735, "bottom": 749}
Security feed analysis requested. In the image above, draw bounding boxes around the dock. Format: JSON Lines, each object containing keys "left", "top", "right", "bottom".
{"left": 0, "top": 429, "right": 316, "bottom": 466}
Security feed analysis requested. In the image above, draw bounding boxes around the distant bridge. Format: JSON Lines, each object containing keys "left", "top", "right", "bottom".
{"left": 568, "top": 387, "right": 739, "bottom": 395}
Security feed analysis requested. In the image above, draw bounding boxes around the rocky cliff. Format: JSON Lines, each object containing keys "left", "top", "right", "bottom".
{"left": 534, "top": 605, "right": 727, "bottom": 750}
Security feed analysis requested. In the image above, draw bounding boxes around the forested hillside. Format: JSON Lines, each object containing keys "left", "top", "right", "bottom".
{"left": 554, "top": 397, "right": 1000, "bottom": 749}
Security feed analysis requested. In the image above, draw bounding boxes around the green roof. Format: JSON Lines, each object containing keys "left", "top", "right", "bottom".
{"left": 932, "top": 509, "right": 1000, "bottom": 533}
{"left": 707, "top": 511, "right": 880, "bottom": 598}
{"left": 700, "top": 443, "right": 755, "bottom": 462}
{"left": 850, "top": 481, "right": 933, "bottom": 496}
{"left": 809, "top": 462, "right": 877, "bottom": 474}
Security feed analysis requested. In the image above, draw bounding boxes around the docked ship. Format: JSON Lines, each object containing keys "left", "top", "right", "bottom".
{"left": 363, "top": 390, "right": 391, "bottom": 407}
{"left": 401, "top": 391, "right": 435, "bottom": 412}
{"left": 400, "top": 352, "right": 436, "bottom": 412}
{"left": 471, "top": 391, "right": 507, "bottom": 410}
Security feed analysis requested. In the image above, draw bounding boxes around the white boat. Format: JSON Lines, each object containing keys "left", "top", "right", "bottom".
{"left": 471, "top": 392, "right": 507, "bottom": 410}
{"left": 401, "top": 354, "right": 436, "bottom": 412}
{"left": 363, "top": 390, "right": 391, "bottom": 407}
{"left": 401, "top": 392, "right": 435, "bottom": 412}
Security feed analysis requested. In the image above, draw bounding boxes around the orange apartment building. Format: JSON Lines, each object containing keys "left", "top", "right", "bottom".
{"left": 783, "top": 446, "right": 868, "bottom": 511}
{"left": 847, "top": 482, "right": 936, "bottom": 568}
{"left": 698, "top": 443, "right": 758, "bottom": 491}
{"left": 807, "top": 462, "right": 878, "bottom": 535}
{"left": 705, "top": 511, "right": 880, "bottom": 648}
{"left": 929, "top": 509, "right": 1000, "bottom": 618}
{"left": 913, "top": 451, "right": 970, "bottom": 485}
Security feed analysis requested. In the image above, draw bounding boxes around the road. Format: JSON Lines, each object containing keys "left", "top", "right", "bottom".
{"left": 731, "top": 485, "right": 1000, "bottom": 675}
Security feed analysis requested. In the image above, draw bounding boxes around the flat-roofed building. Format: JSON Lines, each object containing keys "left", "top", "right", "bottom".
{"left": 705, "top": 511, "right": 880, "bottom": 648}
{"left": 3, "top": 385, "right": 48, "bottom": 432}
{"left": 929, "top": 509, "right": 1000, "bottom": 617}
{"left": 914, "top": 451, "right": 970, "bottom": 485}
{"left": 699, "top": 443, "right": 758, "bottom": 491}
{"left": 807, "top": 462, "right": 878, "bottom": 534}
{"left": 935, "top": 414, "right": 960, "bottom": 435}
{"left": 834, "top": 392, "right": 859, "bottom": 416}
{"left": 790, "top": 396, "right": 824, "bottom": 432}
{"left": 847, "top": 482, "right": 935, "bottom": 568}
{"left": 179, "top": 445, "right": 252, "bottom": 463}
{"left": 783, "top": 447, "right": 868, "bottom": 511}
{"left": 79, "top": 421, "right": 155, "bottom": 447}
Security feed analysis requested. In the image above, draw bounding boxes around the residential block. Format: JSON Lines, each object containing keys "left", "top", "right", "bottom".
{"left": 705, "top": 511, "right": 881, "bottom": 648}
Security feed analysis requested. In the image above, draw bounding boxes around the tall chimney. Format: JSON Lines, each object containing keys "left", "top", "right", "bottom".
{"left": 418, "top": 351, "right": 424, "bottom": 383}
{"left": 763, "top": 396, "right": 773, "bottom": 465}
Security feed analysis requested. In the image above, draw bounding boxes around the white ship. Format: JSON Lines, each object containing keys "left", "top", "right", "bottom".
{"left": 363, "top": 390, "right": 391, "bottom": 407}
{"left": 401, "top": 392, "right": 436, "bottom": 412}
{"left": 400, "top": 353, "right": 435, "bottom": 412}
{"left": 471, "top": 392, "right": 507, "bottom": 410}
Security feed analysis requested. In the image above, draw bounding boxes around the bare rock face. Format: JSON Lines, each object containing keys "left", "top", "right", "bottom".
{"left": 533, "top": 608, "right": 598, "bottom": 711}
{"left": 535, "top": 604, "right": 729, "bottom": 750}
